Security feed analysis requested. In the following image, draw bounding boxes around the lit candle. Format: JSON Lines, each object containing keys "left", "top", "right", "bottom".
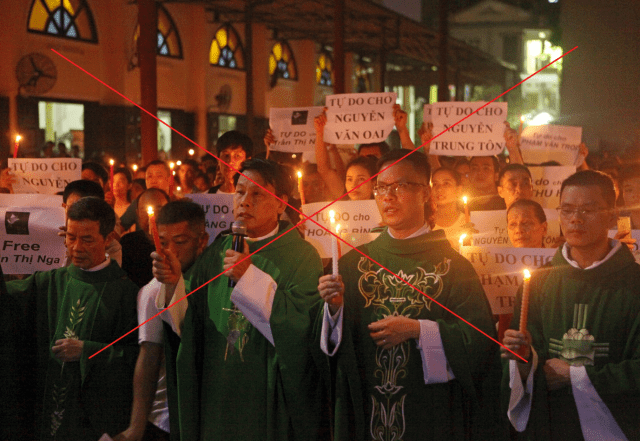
{"left": 169, "top": 162, "right": 175, "bottom": 198}
{"left": 176, "top": 160, "right": 182, "bottom": 166}
{"left": 13, "top": 135, "right": 21, "bottom": 159}
{"left": 518, "top": 269, "right": 532, "bottom": 357}
{"left": 109, "top": 159, "right": 115, "bottom": 194}
{"left": 462, "top": 196, "right": 470, "bottom": 224}
{"left": 329, "top": 211, "right": 343, "bottom": 306}
{"left": 518, "top": 115, "right": 525, "bottom": 136}
{"left": 147, "top": 206, "right": 163, "bottom": 255}
{"left": 297, "top": 171, "right": 305, "bottom": 205}
{"left": 459, "top": 233, "right": 467, "bottom": 249}
{"left": 188, "top": 148, "right": 195, "bottom": 156}
{"left": 132, "top": 164, "right": 138, "bottom": 173}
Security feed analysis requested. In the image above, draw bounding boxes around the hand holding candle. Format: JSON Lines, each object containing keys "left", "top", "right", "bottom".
{"left": 147, "top": 206, "right": 163, "bottom": 257}
{"left": 518, "top": 269, "right": 532, "bottom": 358}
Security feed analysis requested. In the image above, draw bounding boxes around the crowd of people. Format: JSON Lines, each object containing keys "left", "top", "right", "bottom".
{"left": 1, "top": 105, "right": 639, "bottom": 441}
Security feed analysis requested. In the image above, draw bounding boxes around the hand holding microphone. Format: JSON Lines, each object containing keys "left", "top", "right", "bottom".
{"left": 224, "top": 221, "right": 249, "bottom": 287}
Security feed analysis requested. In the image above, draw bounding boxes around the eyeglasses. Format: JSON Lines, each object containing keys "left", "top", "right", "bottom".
{"left": 373, "top": 181, "right": 427, "bottom": 197}
{"left": 556, "top": 206, "right": 610, "bottom": 218}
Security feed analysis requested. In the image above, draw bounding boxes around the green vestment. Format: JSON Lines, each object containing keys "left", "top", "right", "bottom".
{"left": 331, "top": 229, "right": 501, "bottom": 441}
{"left": 3, "top": 261, "right": 139, "bottom": 440}
{"left": 177, "top": 221, "right": 327, "bottom": 440}
{"left": 503, "top": 245, "right": 640, "bottom": 440}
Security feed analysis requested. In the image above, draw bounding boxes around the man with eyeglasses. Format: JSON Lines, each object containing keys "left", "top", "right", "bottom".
{"left": 317, "top": 149, "right": 503, "bottom": 439}
{"left": 502, "top": 170, "right": 640, "bottom": 440}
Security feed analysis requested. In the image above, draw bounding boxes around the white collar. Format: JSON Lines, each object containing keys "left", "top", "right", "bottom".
{"left": 562, "top": 239, "right": 621, "bottom": 270}
{"left": 246, "top": 224, "right": 280, "bottom": 242}
{"left": 81, "top": 256, "right": 111, "bottom": 272}
{"left": 387, "top": 223, "right": 431, "bottom": 240}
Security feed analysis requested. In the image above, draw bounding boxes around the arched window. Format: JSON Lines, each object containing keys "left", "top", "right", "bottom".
{"left": 269, "top": 41, "right": 297, "bottom": 84}
{"left": 355, "top": 62, "right": 372, "bottom": 93}
{"left": 28, "top": 0, "right": 98, "bottom": 42}
{"left": 316, "top": 51, "right": 333, "bottom": 87}
{"left": 133, "top": 3, "right": 183, "bottom": 58}
{"left": 210, "top": 24, "right": 244, "bottom": 69}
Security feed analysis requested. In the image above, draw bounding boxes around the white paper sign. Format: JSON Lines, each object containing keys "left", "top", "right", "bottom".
{"left": 470, "top": 209, "right": 561, "bottom": 248}
{"left": 324, "top": 93, "right": 397, "bottom": 144}
{"left": 520, "top": 125, "right": 582, "bottom": 166}
{"left": 8, "top": 158, "right": 82, "bottom": 194}
{"left": 269, "top": 106, "right": 325, "bottom": 152}
{"left": 301, "top": 200, "right": 382, "bottom": 258}
{"left": 608, "top": 229, "right": 640, "bottom": 252}
{"left": 0, "top": 194, "right": 66, "bottom": 274}
{"left": 529, "top": 166, "right": 576, "bottom": 209}
{"left": 425, "top": 101, "right": 508, "bottom": 156}
{"left": 184, "top": 193, "right": 235, "bottom": 245}
{"left": 459, "top": 246, "right": 555, "bottom": 314}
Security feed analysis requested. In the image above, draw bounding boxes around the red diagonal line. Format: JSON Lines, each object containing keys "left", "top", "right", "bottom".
{"left": 57, "top": 46, "right": 576, "bottom": 361}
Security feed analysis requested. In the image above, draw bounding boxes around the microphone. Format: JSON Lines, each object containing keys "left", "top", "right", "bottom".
{"left": 228, "top": 220, "right": 247, "bottom": 288}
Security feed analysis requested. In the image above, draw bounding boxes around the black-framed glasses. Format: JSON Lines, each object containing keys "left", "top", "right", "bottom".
{"left": 556, "top": 206, "right": 610, "bottom": 218}
{"left": 373, "top": 181, "right": 427, "bottom": 197}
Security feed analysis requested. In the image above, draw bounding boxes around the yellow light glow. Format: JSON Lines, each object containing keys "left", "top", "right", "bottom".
{"left": 329, "top": 210, "right": 336, "bottom": 224}
{"left": 188, "top": 149, "right": 195, "bottom": 156}
{"left": 169, "top": 162, "right": 175, "bottom": 169}
{"left": 523, "top": 269, "right": 531, "bottom": 281}
{"left": 132, "top": 164, "right": 138, "bottom": 172}
{"left": 109, "top": 159, "right": 115, "bottom": 166}
{"left": 459, "top": 233, "right": 467, "bottom": 245}
{"left": 336, "top": 223, "right": 341, "bottom": 234}
{"left": 176, "top": 161, "right": 182, "bottom": 166}
{"left": 15, "top": 135, "right": 21, "bottom": 142}
{"left": 177, "top": 186, "right": 181, "bottom": 192}
{"left": 297, "top": 171, "right": 302, "bottom": 179}
{"left": 147, "top": 206, "right": 154, "bottom": 215}
{"left": 462, "top": 196, "right": 468, "bottom": 204}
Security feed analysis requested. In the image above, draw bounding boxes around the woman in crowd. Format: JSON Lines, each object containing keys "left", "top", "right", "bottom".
{"left": 112, "top": 167, "right": 132, "bottom": 218}
{"left": 431, "top": 167, "right": 468, "bottom": 248}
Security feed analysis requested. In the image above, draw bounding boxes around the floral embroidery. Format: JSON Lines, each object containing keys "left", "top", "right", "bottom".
{"left": 358, "top": 256, "right": 451, "bottom": 440}
{"left": 223, "top": 306, "right": 251, "bottom": 361}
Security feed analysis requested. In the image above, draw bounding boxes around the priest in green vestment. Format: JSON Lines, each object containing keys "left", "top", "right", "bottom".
{"left": 502, "top": 170, "right": 640, "bottom": 440}
{"left": 153, "top": 158, "right": 327, "bottom": 440}
{"left": 318, "top": 149, "right": 503, "bottom": 440}
{"left": 2, "top": 196, "right": 139, "bottom": 440}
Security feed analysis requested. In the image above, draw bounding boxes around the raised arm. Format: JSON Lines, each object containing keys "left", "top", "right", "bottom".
{"left": 418, "top": 122, "right": 441, "bottom": 171}
{"left": 393, "top": 104, "right": 416, "bottom": 150}
{"left": 504, "top": 121, "right": 524, "bottom": 165}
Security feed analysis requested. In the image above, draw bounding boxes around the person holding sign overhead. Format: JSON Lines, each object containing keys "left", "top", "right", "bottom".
{"left": 502, "top": 170, "right": 640, "bottom": 440}
{"left": 318, "top": 149, "right": 502, "bottom": 440}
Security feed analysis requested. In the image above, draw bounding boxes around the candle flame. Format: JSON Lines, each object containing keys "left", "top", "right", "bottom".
{"left": 177, "top": 186, "right": 181, "bottom": 192}
{"left": 169, "top": 162, "right": 175, "bottom": 169}
{"left": 188, "top": 149, "right": 195, "bottom": 156}
{"left": 109, "top": 159, "right": 115, "bottom": 166}
{"left": 176, "top": 160, "right": 182, "bottom": 166}
{"left": 15, "top": 135, "right": 21, "bottom": 142}
{"left": 336, "top": 223, "right": 341, "bottom": 234}
{"left": 132, "top": 164, "right": 138, "bottom": 171}
{"left": 329, "top": 210, "right": 336, "bottom": 223}
{"left": 459, "top": 233, "right": 467, "bottom": 245}
{"left": 523, "top": 269, "right": 531, "bottom": 280}
{"left": 297, "top": 171, "right": 302, "bottom": 179}
{"left": 520, "top": 115, "right": 526, "bottom": 123}
{"left": 147, "top": 206, "right": 154, "bottom": 215}
{"left": 462, "top": 196, "right": 468, "bottom": 204}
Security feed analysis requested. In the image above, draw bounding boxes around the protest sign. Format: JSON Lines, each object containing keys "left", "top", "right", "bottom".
{"left": 520, "top": 125, "right": 582, "bottom": 166}
{"left": 424, "top": 101, "right": 508, "bottom": 156}
{"left": 324, "top": 92, "right": 397, "bottom": 144}
{"left": 528, "top": 165, "right": 575, "bottom": 209}
{"left": 0, "top": 194, "right": 66, "bottom": 274}
{"left": 470, "top": 208, "right": 561, "bottom": 248}
{"left": 269, "top": 106, "right": 324, "bottom": 153}
{"left": 302, "top": 200, "right": 382, "bottom": 258}
{"left": 459, "top": 246, "right": 555, "bottom": 314}
{"left": 185, "top": 193, "right": 235, "bottom": 245}
{"left": 8, "top": 158, "right": 82, "bottom": 194}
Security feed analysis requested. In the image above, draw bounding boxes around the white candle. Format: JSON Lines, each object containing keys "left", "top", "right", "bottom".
{"left": 332, "top": 223, "right": 340, "bottom": 276}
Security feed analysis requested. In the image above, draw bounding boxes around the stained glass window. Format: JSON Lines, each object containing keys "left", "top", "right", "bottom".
{"left": 210, "top": 24, "right": 244, "bottom": 69}
{"left": 133, "top": 3, "right": 182, "bottom": 58}
{"left": 268, "top": 41, "right": 297, "bottom": 83}
{"left": 28, "top": 0, "right": 97, "bottom": 42}
{"left": 316, "top": 51, "right": 333, "bottom": 86}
